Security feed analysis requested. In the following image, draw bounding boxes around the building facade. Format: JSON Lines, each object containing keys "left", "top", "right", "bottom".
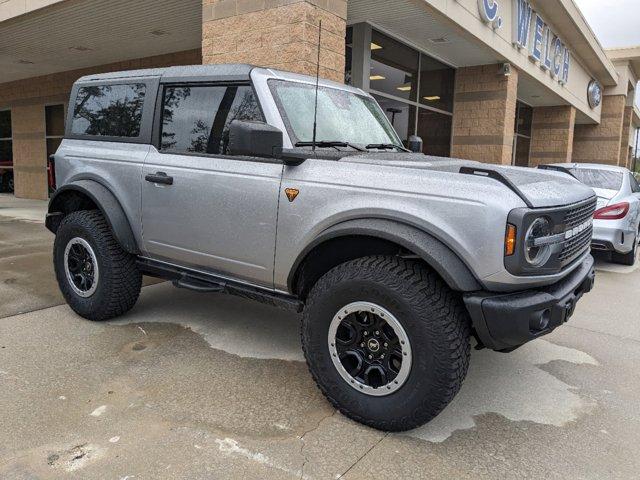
{"left": 0, "top": 0, "right": 638, "bottom": 200}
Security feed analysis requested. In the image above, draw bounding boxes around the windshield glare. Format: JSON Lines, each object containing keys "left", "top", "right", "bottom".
{"left": 269, "top": 80, "right": 402, "bottom": 148}
{"left": 569, "top": 168, "right": 623, "bottom": 191}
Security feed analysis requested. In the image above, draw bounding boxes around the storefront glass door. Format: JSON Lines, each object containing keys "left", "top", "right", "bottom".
{"left": 513, "top": 101, "right": 532, "bottom": 167}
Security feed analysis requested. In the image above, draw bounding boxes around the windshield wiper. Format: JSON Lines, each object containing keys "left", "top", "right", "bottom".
{"left": 295, "top": 141, "right": 366, "bottom": 152}
{"left": 366, "top": 143, "right": 411, "bottom": 152}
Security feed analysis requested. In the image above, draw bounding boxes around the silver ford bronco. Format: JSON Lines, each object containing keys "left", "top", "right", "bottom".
{"left": 46, "top": 64, "right": 597, "bottom": 431}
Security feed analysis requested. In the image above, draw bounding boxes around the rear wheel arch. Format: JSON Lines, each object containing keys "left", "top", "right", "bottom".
{"left": 289, "top": 218, "right": 481, "bottom": 299}
{"left": 47, "top": 180, "right": 138, "bottom": 254}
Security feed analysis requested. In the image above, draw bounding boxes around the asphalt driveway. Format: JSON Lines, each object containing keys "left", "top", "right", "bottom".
{"left": 1, "top": 194, "right": 639, "bottom": 479}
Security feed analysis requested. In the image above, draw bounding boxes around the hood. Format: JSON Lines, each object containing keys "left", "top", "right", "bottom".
{"left": 342, "top": 153, "right": 596, "bottom": 208}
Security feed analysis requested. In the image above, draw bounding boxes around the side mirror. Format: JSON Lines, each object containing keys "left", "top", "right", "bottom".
{"left": 228, "top": 120, "right": 283, "bottom": 159}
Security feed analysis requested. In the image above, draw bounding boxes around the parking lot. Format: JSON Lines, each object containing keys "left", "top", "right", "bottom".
{"left": 1, "top": 193, "right": 639, "bottom": 479}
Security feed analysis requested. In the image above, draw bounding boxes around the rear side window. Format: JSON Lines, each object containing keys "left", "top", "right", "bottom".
{"left": 71, "top": 84, "right": 146, "bottom": 137}
{"left": 630, "top": 173, "right": 640, "bottom": 193}
{"left": 160, "top": 85, "right": 263, "bottom": 155}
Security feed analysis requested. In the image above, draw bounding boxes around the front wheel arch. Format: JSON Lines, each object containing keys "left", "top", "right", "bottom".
{"left": 289, "top": 218, "right": 482, "bottom": 299}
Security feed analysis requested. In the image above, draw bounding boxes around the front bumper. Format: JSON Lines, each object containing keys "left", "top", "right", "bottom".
{"left": 464, "top": 255, "right": 595, "bottom": 352}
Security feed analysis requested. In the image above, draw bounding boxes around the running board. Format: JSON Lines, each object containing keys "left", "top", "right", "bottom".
{"left": 136, "top": 257, "right": 304, "bottom": 313}
{"left": 173, "top": 277, "right": 224, "bottom": 293}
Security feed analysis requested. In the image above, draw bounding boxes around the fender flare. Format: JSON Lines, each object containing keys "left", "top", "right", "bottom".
{"left": 46, "top": 180, "right": 139, "bottom": 254}
{"left": 288, "top": 218, "right": 482, "bottom": 293}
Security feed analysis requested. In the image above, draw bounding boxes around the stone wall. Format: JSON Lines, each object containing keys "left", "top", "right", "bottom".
{"left": 202, "top": 0, "right": 347, "bottom": 83}
{"left": 573, "top": 95, "right": 627, "bottom": 166}
{"left": 450, "top": 64, "right": 518, "bottom": 165}
{"left": 620, "top": 106, "right": 634, "bottom": 168}
{"left": 529, "top": 106, "right": 576, "bottom": 167}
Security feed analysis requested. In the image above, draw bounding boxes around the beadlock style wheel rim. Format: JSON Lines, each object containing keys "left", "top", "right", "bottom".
{"left": 64, "top": 237, "right": 99, "bottom": 298}
{"left": 328, "top": 302, "right": 412, "bottom": 396}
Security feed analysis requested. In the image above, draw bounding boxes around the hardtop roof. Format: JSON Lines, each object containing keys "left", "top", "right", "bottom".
{"left": 75, "top": 64, "right": 254, "bottom": 84}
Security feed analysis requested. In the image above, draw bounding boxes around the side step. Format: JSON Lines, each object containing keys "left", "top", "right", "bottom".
{"left": 173, "top": 277, "right": 224, "bottom": 293}
{"left": 136, "top": 257, "right": 304, "bottom": 313}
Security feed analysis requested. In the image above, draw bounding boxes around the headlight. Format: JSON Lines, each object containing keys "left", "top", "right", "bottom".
{"left": 524, "top": 217, "right": 553, "bottom": 267}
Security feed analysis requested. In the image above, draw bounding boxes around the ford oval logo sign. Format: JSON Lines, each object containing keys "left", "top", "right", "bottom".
{"left": 478, "top": 0, "right": 502, "bottom": 29}
{"left": 587, "top": 80, "right": 602, "bottom": 109}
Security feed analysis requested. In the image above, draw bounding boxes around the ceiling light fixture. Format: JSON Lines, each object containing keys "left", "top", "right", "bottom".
{"left": 150, "top": 30, "right": 170, "bottom": 36}
{"left": 397, "top": 85, "right": 412, "bottom": 92}
{"left": 370, "top": 75, "right": 386, "bottom": 81}
{"left": 423, "top": 96, "right": 441, "bottom": 101}
{"left": 370, "top": 42, "right": 383, "bottom": 50}
{"left": 17, "top": 59, "right": 34, "bottom": 65}
{"left": 429, "top": 37, "right": 450, "bottom": 44}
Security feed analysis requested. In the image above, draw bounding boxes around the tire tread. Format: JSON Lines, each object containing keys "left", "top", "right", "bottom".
{"left": 54, "top": 210, "right": 141, "bottom": 321}
{"left": 301, "top": 255, "right": 471, "bottom": 431}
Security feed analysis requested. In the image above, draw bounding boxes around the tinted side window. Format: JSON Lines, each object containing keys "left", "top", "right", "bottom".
{"left": 72, "top": 84, "right": 146, "bottom": 137}
{"left": 160, "top": 85, "right": 263, "bottom": 155}
{"left": 630, "top": 173, "right": 640, "bottom": 193}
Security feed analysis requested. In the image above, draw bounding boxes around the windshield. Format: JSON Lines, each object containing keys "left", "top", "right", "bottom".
{"left": 269, "top": 80, "right": 402, "bottom": 148}
{"left": 569, "top": 168, "right": 623, "bottom": 191}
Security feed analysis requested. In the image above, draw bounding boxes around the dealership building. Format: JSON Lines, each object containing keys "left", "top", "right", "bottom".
{"left": 0, "top": 0, "right": 639, "bottom": 200}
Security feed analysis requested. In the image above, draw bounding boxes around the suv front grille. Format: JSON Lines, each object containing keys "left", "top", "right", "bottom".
{"left": 564, "top": 199, "right": 597, "bottom": 229}
{"left": 559, "top": 198, "right": 597, "bottom": 267}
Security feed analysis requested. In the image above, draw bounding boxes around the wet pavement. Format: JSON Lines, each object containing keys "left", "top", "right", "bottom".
{"left": 0, "top": 194, "right": 639, "bottom": 479}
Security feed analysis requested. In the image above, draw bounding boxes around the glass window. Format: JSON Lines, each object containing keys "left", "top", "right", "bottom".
{"left": 417, "top": 109, "right": 452, "bottom": 157}
{"left": 161, "top": 85, "right": 263, "bottom": 155}
{"left": 0, "top": 110, "right": 12, "bottom": 193}
{"left": 629, "top": 173, "right": 640, "bottom": 193}
{"left": 345, "top": 26, "right": 353, "bottom": 86}
{"left": 515, "top": 101, "right": 533, "bottom": 137}
{"left": 72, "top": 84, "right": 146, "bottom": 137}
{"left": 370, "top": 31, "right": 419, "bottom": 101}
{"left": 270, "top": 80, "right": 402, "bottom": 148}
{"left": 372, "top": 94, "right": 416, "bottom": 149}
{"left": 418, "top": 54, "right": 455, "bottom": 113}
{"left": 513, "top": 136, "right": 531, "bottom": 167}
{"left": 569, "top": 168, "right": 623, "bottom": 191}
{"left": 512, "top": 101, "right": 532, "bottom": 166}
{"left": 0, "top": 110, "right": 11, "bottom": 138}
{"left": 46, "top": 104, "right": 65, "bottom": 137}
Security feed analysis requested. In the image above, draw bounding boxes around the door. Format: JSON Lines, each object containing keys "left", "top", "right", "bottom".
{"left": 141, "top": 83, "right": 282, "bottom": 287}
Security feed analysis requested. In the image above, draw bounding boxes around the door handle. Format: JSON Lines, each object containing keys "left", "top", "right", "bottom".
{"left": 145, "top": 172, "right": 173, "bottom": 185}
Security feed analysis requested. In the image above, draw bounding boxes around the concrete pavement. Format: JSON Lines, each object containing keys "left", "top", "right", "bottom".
{"left": 0, "top": 194, "right": 639, "bottom": 479}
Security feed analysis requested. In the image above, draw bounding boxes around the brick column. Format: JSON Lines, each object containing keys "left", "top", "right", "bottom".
{"left": 528, "top": 106, "right": 576, "bottom": 166}
{"left": 573, "top": 95, "right": 626, "bottom": 166}
{"left": 451, "top": 64, "right": 518, "bottom": 165}
{"left": 620, "top": 106, "right": 634, "bottom": 168}
{"left": 202, "top": 0, "right": 347, "bottom": 83}
{"left": 12, "top": 104, "right": 48, "bottom": 200}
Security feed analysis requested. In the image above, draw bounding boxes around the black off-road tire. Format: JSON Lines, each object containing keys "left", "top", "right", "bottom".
{"left": 301, "top": 255, "right": 471, "bottom": 431}
{"left": 53, "top": 210, "right": 142, "bottom": 321}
